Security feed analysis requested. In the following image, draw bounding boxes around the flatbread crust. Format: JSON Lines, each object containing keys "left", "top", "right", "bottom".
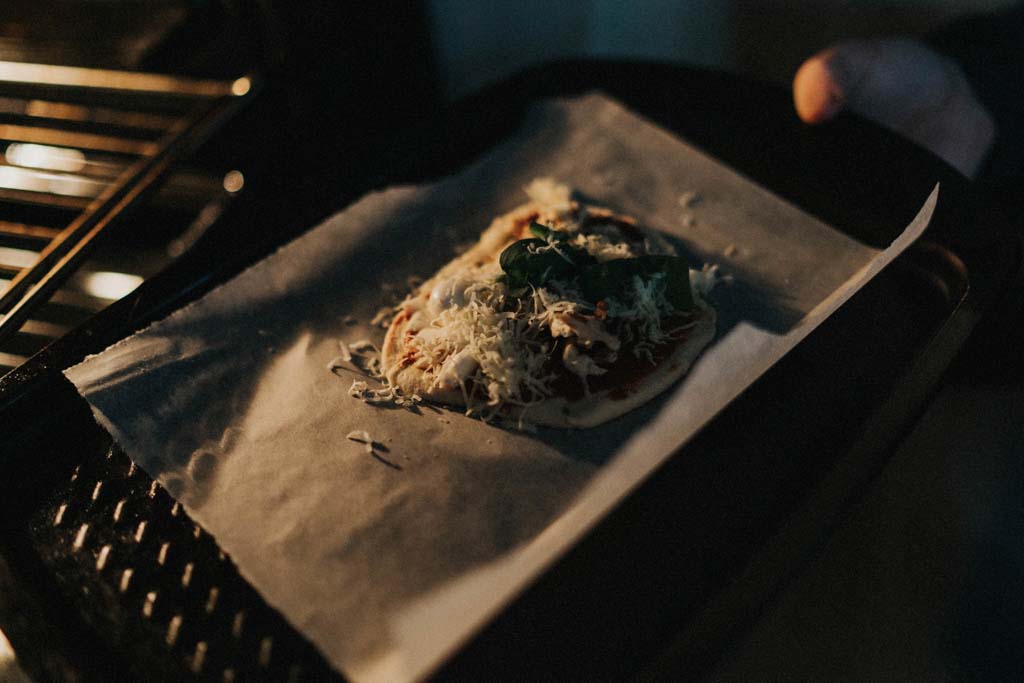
{"left": 381, "top": 196, "right": 715, "bottom": 428}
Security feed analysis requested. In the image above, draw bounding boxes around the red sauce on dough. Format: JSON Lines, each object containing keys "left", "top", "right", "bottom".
{"left": 546, "top": 314, "right": 697, "bottom": 402}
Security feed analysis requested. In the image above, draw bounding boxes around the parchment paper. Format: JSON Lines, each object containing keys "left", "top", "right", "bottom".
{"left": 64, "top": 94, "right": 936, "bottom": 682}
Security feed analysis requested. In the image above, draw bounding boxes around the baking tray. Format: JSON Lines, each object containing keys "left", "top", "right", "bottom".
{"left": 0, "top": 61, "right": 1018, "bottom": 682}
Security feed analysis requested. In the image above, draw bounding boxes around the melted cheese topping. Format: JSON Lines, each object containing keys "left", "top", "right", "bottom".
{"left": 379, "top": 180, "right": 715, "bottom": 418}
{"left": 396, "top": 278, "right": 555, "bottom": 411}
{"left": 606, "top": 273, "right": 677, "bottom": 357}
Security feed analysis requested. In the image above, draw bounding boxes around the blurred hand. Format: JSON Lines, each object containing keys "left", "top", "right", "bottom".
{"left": 793, "top": 38, "right": 995, "bottom": 178}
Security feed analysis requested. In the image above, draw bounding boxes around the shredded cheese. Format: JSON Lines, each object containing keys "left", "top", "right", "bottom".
{"left": 346, "top": 430, "right": 374, "bottom": 453}
{"left": 690, "top": 263, "right": 722, "bottom": 298}
{"left": 349, "top": 339, "right": 377, "bottom": 353}
{"left": 524, "top": 177, "right": 572, "bottom": 212}
{"left": 389, "top": 243, "right": 701, "bottom": 415}
{"left": 397, "top": 277, "right": 556, "bottom": 414}
{"left": 570, "top": 232, "right": 638, "bottom": 262}
{"left": 678, "top": 190, "right": 701, "bottom": 208}
{"left": 336, "top": 340, "right": 352, "bottom": 362}
{"left": 562, "top": 343, "right": 606, "bottom": 396}
{"left": 353, "top": 180, "right": 724, "bottom": 421}
{"left": 370, "top": 306, "right": 395, "bottom": 328}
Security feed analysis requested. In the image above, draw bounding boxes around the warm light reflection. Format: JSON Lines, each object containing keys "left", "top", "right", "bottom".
{"left": 24, "top": 100, "right": 91, "bottom": 122}
{"left": 222, "top": 170, "right": 244, "bottom": 193}
{"left": 0, "top": 61, "right": 233, "bottom": 97}
{"left": 81, "top": 271, "right": 144, "bottom": 300}
{"left": 5, "top": 143, "right": 86, "bottom": 172}
{"left": 0, "top": 165, "right": 104, "bottom": 198}
{"left": 0, "top": 246, "right": 38, "bottom": 269}
{"left": 231, "top": 77, "right": 251, "bottom": 97}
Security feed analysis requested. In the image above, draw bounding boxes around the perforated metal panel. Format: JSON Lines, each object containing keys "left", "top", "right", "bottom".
{"left": 29, "top": 430, "right": 341, "bottom": 681}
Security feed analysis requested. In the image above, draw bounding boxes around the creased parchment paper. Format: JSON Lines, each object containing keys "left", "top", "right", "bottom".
{"left": 64, "top": 93, "right": 936, "bottom": 682}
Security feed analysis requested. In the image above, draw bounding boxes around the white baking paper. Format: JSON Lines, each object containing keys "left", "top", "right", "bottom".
{"left": 64, "top": 94, "right": 936, "bottom": 682}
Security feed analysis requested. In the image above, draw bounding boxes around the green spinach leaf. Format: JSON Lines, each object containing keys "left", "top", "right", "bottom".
{"left": 579, "top": 255, "right": 694, "bottom": 312}
{"left": 499, "top": 237, "right": 595, "bottom": 292}
{"left": 499, "top": 235, "right": 692, "bottom": 312}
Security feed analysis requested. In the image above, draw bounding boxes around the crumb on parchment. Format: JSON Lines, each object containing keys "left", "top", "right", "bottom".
{"left": 370, "top": 306, "right": 395, "bottom": 328}
{"left": 678, "top": 190, "right": 701, "bottom": 208}
{"left": 346, "top": 430, "right": 374, "bottom": 453}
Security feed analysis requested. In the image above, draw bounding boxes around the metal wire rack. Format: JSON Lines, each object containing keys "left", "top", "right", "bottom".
{"left": 0, "top": 60, "right": 254, "bottom": 368}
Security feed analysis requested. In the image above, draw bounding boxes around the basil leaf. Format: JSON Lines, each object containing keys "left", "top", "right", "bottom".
{"left": 500, "top": 238, "right": 575, "bottom": 290}
{"left": 500, "top": 234, "right": 696, "bottom": 312}
{"left": 661, "top": 258, "right": 695, "bottom": 312}
{"left": 579, "top": 255, "right": 694, "bottom": 312}
{"left": 499, "top": 237, "right": 597, "bottom": 293}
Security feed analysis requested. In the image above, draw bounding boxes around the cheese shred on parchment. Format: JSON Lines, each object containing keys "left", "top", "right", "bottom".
{"left": 346, "top": 430, "right": 374, "bottom": 453}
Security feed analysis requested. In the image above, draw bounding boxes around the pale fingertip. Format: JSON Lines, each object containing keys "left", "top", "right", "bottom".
{"left": 793, "top": 56, "right": 845, "bottom": 124}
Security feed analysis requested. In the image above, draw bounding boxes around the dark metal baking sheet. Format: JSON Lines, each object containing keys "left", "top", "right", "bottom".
{"left": 0, "top": 61, "right": 1018, "bottom": 682}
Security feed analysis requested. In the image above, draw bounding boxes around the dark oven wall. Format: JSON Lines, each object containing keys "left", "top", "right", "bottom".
{"left": 144, "top": 2, "right": 443, "bottom": 182}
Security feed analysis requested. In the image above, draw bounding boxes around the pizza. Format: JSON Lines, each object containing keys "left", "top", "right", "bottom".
{"left": 380, "top": 178, "right": 716, "bottom": 428}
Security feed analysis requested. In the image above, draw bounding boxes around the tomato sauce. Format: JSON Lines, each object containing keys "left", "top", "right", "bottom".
{"left": 545, "top": 314, "right": 696, "bottom": 402}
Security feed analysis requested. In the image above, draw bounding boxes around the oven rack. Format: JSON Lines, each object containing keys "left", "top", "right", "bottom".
{"left": 0, "top": 60, "right": 254, "bottom": 359}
